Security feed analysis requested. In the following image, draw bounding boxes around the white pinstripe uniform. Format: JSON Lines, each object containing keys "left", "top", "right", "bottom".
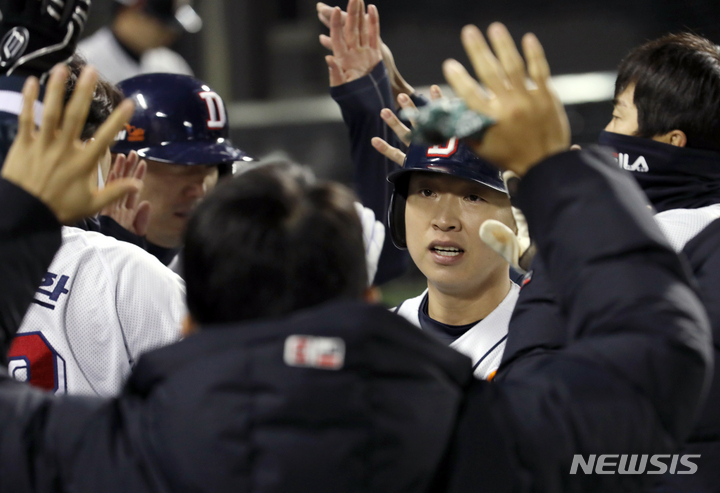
{"left": 393, "top": 283, "right": 520, "bottom": 380}
{"left": 8, "top": 227, "right": 186, "bottom": 397}
{"left": 654, "top": 204, "right": 720, "bottom": 252}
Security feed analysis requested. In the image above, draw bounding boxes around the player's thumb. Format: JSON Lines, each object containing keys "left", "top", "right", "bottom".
{"left": 480, "top": 219, "right": 520, "bottom": 269}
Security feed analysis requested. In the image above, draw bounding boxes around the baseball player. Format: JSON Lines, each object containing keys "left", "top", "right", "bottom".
{"left": 320, "top": 1, "right": 518, "bottom": 379}
{"left": 77, "top": 0, "right": 200, "bottom": 84}
{"left": 386, "top": 142, "right": 518, "bottom": 380}
{"left": 110, "top": 73, "right": 385, "bottom": 284}
{"left": 5, "top": 73, "right": 186, "bottom": 397}
{"left": 0, "top": 2, "right": 186, "bottom": 397}
{"left": 7, "top": 222, "right": 186, "bottom": 396}
{"left": 110, "top": 73, "right": 251, "bottom": 266}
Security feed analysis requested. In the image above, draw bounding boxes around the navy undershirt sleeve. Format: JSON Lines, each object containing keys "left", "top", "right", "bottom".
{"left": 330, "top": 62, "right": 410, "bottom": 284}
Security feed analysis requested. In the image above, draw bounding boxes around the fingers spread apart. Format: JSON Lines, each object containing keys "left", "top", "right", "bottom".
{"left": 371, "top": 137, "right": 406, "bottom": 166}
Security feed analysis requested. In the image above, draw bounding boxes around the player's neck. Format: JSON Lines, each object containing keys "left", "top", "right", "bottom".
{"left": 426, "top": 270, "right": 511, "bottom": 326}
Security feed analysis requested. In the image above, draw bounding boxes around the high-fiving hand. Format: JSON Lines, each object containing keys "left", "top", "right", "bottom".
{"left": 321, "top": 0, "right": 383, "bottom": 87}
{"left": 101, "top": 151, "right": 151, "bottom": 236}
{"left": 318, "top": 0, "right": 414, "bottom": 99}
{"left": 1, "top": 64, "right": 141, "bottom": 224}
{"left": 443, "top": 23, "right": 570, "bottom": 176}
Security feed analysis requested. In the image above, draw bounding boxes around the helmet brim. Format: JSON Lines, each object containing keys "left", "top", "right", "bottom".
{"left": 386, "top": 163, "right": 507, "bottom": 194}
{"left": 113, "top": 140, "right": 252, "bottom": 166}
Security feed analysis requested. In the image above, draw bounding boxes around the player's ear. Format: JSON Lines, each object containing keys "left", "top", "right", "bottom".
{"left": 181, "top": 314, "right": 199, "bottom": 337}
{"left": 654, "top": 129, "right": 687, "bottom": 147}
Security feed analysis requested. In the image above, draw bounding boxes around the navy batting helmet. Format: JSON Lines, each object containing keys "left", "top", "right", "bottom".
{"left": 112, "top": 73, "right": 251, "bottom": 169}
{"left": 387, "top": 138, "right": 507, "bottom": 249}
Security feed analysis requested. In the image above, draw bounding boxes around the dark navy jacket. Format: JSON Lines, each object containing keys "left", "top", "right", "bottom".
{"left": 497, "top": 151, "right": 720, "bottom": 492}
{"left": 0, "top": 147, "right": 711, "bottom": 492}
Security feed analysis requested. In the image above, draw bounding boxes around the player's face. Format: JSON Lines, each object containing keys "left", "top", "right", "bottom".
{"left": 605, "top": 84, "right": 639, "bottom": 136}
{"left": 139, "top": 160, "right": 219, "bottom": 248}
{"left": 404, "top": 172, "right": 513, "bottom": 297}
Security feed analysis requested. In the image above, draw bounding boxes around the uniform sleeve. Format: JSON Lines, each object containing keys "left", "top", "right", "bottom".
{"left": 111, "top": 248, "right": 186, "bottom": 364}
{"left": 330, "top": 62, "right": 409, "bottom": 284}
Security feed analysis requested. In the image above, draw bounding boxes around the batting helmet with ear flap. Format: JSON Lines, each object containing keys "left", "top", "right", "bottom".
{"left": 387, "top": 138, "right": 507, "bottom": 249}
{"left": 112, "top": 73, "right": 253, "bottom": 171}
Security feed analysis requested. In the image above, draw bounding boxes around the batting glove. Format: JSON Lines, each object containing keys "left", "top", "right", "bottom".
{"left": 479, "top": 171, "right": 536, "bottom": 273}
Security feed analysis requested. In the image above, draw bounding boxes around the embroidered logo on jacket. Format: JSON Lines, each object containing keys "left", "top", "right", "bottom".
{"left": 613, "top": 152, "right": 649, "bottom": 172}
{"left": 284, "top": 335, "right": 345, "bottom": 370}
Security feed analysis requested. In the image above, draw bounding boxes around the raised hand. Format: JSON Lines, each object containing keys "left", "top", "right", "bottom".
{"left": 101, "top": 151, "right": 152, "bottom": 236}
{"left": 318, "top": 1, "right": 414, "bottom": 98}
{"left": 1, "top": 65, "right": 141, "bottom": 224}
{"left": 443, "top": 23, "right": 570, "bottom": 176}
{"left": 323, "top": 0, "right": 382, "bottom": 87}
{"left": 371, "top": 85, "right": 445, "bottom": 166}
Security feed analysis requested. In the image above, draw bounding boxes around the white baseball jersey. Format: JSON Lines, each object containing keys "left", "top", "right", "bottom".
{"left": 654, "top": 203, "right": 720, "bottom": 252}
{"left": 8, "top": 227, "right": 186, "bottom": 397}
{"left": 78, "top": 27, "right": 193, "bottom": 84}
{"left": 393, "top": 283, "right": 520, "bottom": 380}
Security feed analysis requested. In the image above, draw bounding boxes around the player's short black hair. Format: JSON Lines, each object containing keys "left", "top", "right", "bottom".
{"left": 64, "top": 54, "right": 124, "bottom": 141}
{"left": 615, "top": 33, "right": 720, "bottom": 151}
{"left": 183, "top": 161, "right": 368, "bottom": 326}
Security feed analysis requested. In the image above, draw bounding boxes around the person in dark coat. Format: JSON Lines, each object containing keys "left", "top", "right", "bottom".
{"left": 498, "top": 32, "right": 720, "bottom": 493}
{"left": 0, "top": 24, "right": 712, "bottom": 493}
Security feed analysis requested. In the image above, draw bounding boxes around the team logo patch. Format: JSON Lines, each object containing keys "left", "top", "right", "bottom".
{"left": 198, "top": 91, "right": 227, "bottom": 130}
{"left": 0, "top": 27, "right": 30, "bottom": 68}
{"left": 284, "top": 335, "right": 345, "bottom": 370}
{"left": 427, "top": 137, "right": 459, "bottom": 157}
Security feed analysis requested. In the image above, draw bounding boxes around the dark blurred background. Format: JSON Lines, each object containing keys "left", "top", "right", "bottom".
{"left": 83, "top": 0, "right": 720, "bottom": 297}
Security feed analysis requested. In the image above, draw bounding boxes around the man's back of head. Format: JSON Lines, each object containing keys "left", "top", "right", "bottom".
{"left": 615, "top": 33, "right": 720, "bottom": 151}
{"left": 183, "top": 162, "right": 368, "bottom": 326}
